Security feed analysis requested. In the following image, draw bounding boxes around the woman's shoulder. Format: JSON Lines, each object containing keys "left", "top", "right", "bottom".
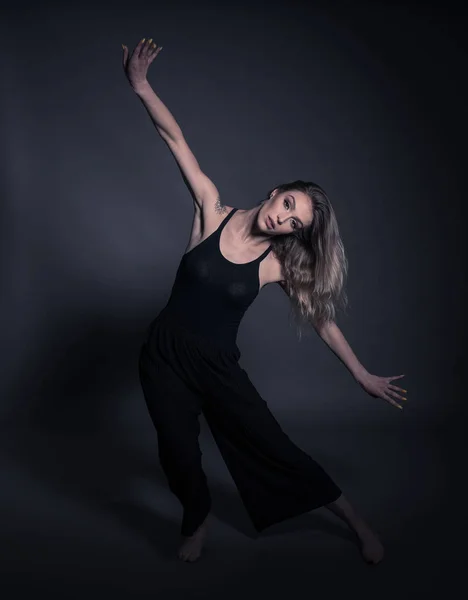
{"left": 265, "top": 248, "right": 285, "bottom": 285}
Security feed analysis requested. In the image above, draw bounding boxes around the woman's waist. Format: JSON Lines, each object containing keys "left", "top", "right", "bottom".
{"left": 148, "top": 305, "right": 241, "bottom": 354}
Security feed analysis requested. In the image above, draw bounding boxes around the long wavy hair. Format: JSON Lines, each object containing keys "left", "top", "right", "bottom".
{"left": 258, "top": 180, "right": 349, "bottom": 339}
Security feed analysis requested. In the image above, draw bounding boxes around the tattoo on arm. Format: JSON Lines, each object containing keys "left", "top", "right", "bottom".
{"left": 214, "top": 195, "right": 228, "bottom": 215}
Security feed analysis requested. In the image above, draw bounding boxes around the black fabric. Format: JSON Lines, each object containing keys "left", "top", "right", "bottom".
{"left": 160, "top": 207, "right": 272, "bottom": 348}
{"left": 138, "top": 208, "right": 341, "bottom": 536}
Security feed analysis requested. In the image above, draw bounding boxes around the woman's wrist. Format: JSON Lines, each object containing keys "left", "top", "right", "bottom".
{"left": 131, "top": 79, "right": 150, "bottom": 95}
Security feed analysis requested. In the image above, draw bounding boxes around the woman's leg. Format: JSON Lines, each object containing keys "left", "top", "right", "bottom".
{"left": 325, "top": 494, "right": 384, "bottom": 564}
{"left": 138, "top": 345, "right": 210, "bottom": 561}
{"left": 202, "top": 361, "right": 384, "bottom": 563}
{"left": 202, "top": 363, "right": 342, "bottom": 532}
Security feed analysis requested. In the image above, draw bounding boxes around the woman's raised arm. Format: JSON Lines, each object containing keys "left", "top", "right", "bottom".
{"left": 122, "top": 38, "right": 218, "bottom": 208}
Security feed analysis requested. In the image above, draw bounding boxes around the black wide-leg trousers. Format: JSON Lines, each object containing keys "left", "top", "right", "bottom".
{"left": 138, "top": 310, "right": 342, "bottom": 537}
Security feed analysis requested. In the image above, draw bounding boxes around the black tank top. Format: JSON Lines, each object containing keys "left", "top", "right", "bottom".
{"left": 161, "top": 207, "right": 272, "bottom": 347}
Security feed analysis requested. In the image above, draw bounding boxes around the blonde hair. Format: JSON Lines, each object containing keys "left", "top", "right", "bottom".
{"left": 261, "top": 180, "right": 349, "bottom": 339}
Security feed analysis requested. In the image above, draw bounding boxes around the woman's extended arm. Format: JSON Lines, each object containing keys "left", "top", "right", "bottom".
{"left": 133, "top": 79, "right": 183, "bottom": 144}
{"left": 133, "top": 79, "right": 218, "bottom": 204}
{"left": 122, "top": 39, "right": 218, "bottom": 205}
{"left": 315, "top": 321, "right": 407, "bottom": 409}
{"left": 314, "top": 321, "right": 367, "bottom": 382}
{"left": 123, "top": 39, "right": 181, "bottom": 142}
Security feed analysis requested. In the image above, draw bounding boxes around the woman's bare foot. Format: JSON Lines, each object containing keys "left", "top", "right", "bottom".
{"left": 177, "top": 516, "right": 209, "bottom": 562}
{"left": 325, "top": 494, "right": 384, "bottom": 565}
{"left": 356, "top": 527, "right": 385, "bottom": 564}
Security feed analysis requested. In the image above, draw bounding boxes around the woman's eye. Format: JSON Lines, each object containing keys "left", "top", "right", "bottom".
{"left": 283, "top": 198, "right": 296, "bottom": 227}
{"left": 284, "top": 199, "right": 296, "bottom": 227}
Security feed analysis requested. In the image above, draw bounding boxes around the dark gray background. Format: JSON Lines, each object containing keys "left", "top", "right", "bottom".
{"left": 1, "top": 0, "right": 466, "bottom": 597}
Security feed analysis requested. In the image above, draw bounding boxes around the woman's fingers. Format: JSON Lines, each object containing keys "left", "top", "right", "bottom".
{"left": 149, "top": 44, "right": 163, "bottom": 63}
{"left": 122, "top": 44, "right": 128, "bottom": 68}
{"left": 134, "top": 38, "right": 162, "bottom": 61}
{"left": 144, "top": 39, "right": 163, "bottom": 60}
{"left": 122, "top": 38, "right": 162, "bottom": 83}
{"left": 388, "top": 383, "right": 408, "bottom": 397}
{"left": 387, "top": 386, "right": 407, "bottom": 401}
{"left": 384, "top": 393, "right": 403, "bottom": 410}
{"left": 141, "top": 38, "right": 151, "bottom": 58}
{"left": 136, "top": 37, "right": 147, "bottom": 59}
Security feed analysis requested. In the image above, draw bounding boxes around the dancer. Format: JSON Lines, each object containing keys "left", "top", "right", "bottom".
{"left": 122, "top": 38, "right": 407, "bottom": 564}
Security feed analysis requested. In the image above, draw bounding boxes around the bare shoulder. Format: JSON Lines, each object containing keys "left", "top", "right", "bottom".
{"left": 260, "top": 251, "right": 284, "bottom": 289}
{"left": 187, "top": 194, "right": 286, "bottom": 291}
{"left": 263, "top": 248, "right": 286, "bottom": 289}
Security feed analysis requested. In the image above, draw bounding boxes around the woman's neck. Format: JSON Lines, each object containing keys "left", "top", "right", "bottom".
{"left": 232, "top": 206, "right": 271, "bottom": 246}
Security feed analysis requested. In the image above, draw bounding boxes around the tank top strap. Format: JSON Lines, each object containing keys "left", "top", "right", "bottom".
{"left": 257, "top": 244, "right": 273, "bottom": 263}
{"left": 217, "top": 207, "right": 238, "bottom": 233}
{"left": 217, "top": 206, "right": 271, "bottom": 263}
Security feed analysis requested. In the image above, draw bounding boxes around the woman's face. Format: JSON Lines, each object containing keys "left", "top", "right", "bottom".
{"left": 260, "top": 189, "right": 313, "bottom": 235}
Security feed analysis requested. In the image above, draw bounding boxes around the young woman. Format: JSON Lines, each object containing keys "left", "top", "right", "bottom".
{"left": 122, "top": 38, "right": 407, "bottom": 564}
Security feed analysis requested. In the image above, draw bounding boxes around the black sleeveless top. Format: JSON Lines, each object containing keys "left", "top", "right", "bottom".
{"left": 161, "top": 207, "right": 272, "bottom": 348}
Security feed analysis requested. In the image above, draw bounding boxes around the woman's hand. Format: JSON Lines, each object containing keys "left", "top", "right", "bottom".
{"left": 357, "top": 372, "right": 407, "bottom": 409}
{"left": 122, "top": 38, "right": 163, "bottom": 92}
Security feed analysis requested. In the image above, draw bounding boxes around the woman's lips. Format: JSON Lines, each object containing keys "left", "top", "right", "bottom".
{"left": 267, "top": 216, "right": 275, "bottom": 229}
